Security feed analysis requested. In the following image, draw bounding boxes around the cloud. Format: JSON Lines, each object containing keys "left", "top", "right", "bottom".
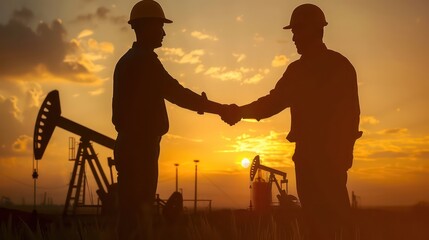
{"left": 178, "top": 50, "right": 205, "bottom": 64}
{"left": 77, "top": 29, "right": 94, "bottom": 39}
{"left": 194, "top": 64, "right": 205, "bottom": 74}
{"left": 21, "top": 82, "right": 44, "bottom": 108}
{"left": 64, "top": 37, "right": 114, "bottom": 76}
{"left": 243, "top": 73, "right": 264, "bottom": 84}
{"left": 160, "top": 48, "right": 204, "bottom": 65}
{"left": 0, "top": 13, "right": 112, "bottom": 84}
{"left": 160, "top": 48, "right": 267, "bottom": 84}
{"left": 236, "top": 15, "right": 244, "bottom": 22}
{"left": 377, "top": 128, "right": 408, "bottom": 135}
{"left": 12, "top": 135, "right": 32, "bottom": 154}
{"left": 354, "top": 130, "right": 429, "bottom": 164}
{"left": 89, "top": 88, "right": 104, "bottom": 96}
{"left": 165, "top": 133, "right": 203, "bottom": 143}
{"left": 254, "top": 33, "right": 265, "bottom": 43}
{"left": 271, "top": 55, "right": 290, "bottom": 67}
{"left": 75, "top": 6, "right": 118, "bottom": 22}
{"left": 190, "top": 31, "right": 219, "bottom": 41}
{"left": 86, "top": 38, "right": 114, "bottom": 53}
{"left": 204, "top": 67, "right": 243, "bottom": 81}
{"left": 161, "top": 47, "right": 185, "bottom": 57}
{"left": 232, "top": 53, "right": 246, "bottom": 63}
{"left": 361, "top": 115, "right": 380, "bottom": 125}
{"left": 368, "top": 151, "right": 410, "bottom": 159}
{"left": 0, "top": 95, "right": 22, "bottom": 123}
{"left": 203, "top": 66, "right": 267, "bottom": 84}
{"left": 0, "top": 90, "right": 40, "bottom": 158}
{"left": 73, "top": 6, "right": 128, "bottom": 31}
{"left": 350, "top": 135, "right": 429, "bottom": 192}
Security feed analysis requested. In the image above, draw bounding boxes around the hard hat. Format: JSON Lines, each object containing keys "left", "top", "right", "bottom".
{"left": 128, "top": 0, "right": 172, "bottom": 24}
{"left": 283, "top": 4, "right": 327, "bottom": 29}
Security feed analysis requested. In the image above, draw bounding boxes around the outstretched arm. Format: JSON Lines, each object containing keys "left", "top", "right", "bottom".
{"left": 223, "top": 69, "right": 293, "bottom": 124}
{"left": 217, "top": 87, "right": 291, "bottom": 126}
{"left": 199, "top": 92, "right": 241, "bottom": 126}
{"left": 239, "top": 92, "right": 289, "bottom": 121}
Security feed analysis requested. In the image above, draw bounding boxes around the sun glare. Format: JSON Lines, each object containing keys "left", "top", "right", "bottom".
{"left": 241, "top": 158, "right": 250, "bottom": 168}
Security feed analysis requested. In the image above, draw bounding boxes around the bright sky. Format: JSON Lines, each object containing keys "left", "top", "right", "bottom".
{"left": 0, "top": 0, "right": 428, "bottom": 208}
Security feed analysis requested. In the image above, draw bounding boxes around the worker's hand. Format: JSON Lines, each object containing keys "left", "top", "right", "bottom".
{"left": 220, "top": 104, "right": 241, "bottom": 126}
{"left": 198, "top": 92, "right": 208, "bottom": 115}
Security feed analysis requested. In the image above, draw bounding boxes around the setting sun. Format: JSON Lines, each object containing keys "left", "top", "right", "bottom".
{"left": 241, "top": 158, "right": 251, "bottom": 168}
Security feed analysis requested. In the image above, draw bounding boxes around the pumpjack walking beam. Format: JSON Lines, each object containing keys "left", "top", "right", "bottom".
{"left": 33, "top": 90, "right": 115, "bottom": 215}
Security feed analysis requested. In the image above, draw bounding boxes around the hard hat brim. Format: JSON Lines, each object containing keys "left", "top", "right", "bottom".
{"left": 282, "top": 22, "right": 328, "bottom": 30}
{"left": 128, "top": 17, "right": 173, "bottom": 24}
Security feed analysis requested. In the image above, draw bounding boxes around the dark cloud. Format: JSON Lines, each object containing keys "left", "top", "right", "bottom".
{"left": 76, "top": 6, "right": 110, "bottom": 21}
{"left": 0, "top": 16, "right": 95, "bottom": 82}
{"left": 96, "top": 6, "right": 110, "bottom": 19}
{"left": 12, "top": 7, "right": 34, "bottom": 24}
{"left": 74, "top": 6, "right": 127, "bottom": 26}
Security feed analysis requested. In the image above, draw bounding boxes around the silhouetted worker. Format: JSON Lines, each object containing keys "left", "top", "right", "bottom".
{"left": 223, "top": 4, "right": 362, "bottom": 240}
{"left": 112, "top": 1, "right": 230, "bottom": 239}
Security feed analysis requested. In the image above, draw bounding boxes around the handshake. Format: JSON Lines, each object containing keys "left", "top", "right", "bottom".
{"left": 200, "top": 92, "right": 243, "bottom": 126}
{"left": 219, "top": 104, "right": 242, "bottom": 126}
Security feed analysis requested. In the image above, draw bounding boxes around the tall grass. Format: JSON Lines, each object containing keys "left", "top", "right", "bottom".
{"left": 185, "top": 210, "right": 302, "bottom": 240}
{"left": 0, "top": 216, "right": 115, "bottom": 240}
{"left": 1, "top": 206, "right": 429, "bottom": 240}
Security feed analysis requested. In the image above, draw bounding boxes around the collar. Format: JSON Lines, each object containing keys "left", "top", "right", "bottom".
{"left": 132, "top": 42, "right": 158, "bottom": 56}
{"left": 300, "top": 43, "right": 328, "bottom": 60}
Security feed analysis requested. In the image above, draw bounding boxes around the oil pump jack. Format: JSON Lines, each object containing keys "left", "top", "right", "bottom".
{"left": 249, "top": 155, "right": 299, "bottom": 211}
{"left": 33, "top": 90, "right": 117, "bottom": 216}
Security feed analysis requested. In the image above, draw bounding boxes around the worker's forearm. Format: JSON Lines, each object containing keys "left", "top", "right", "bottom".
{"left": 239, "top": 103, "right": 260, "bottom": 120}
{"left": 202, "top": 99, "right": 224, "bottom": 115}
{"left": 198, "top": 92, "right": 225, "bottom": 115}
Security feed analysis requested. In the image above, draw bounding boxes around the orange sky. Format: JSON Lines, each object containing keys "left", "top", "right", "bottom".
{"left": 0, "top": 0, "right": 429, "bottom": 208}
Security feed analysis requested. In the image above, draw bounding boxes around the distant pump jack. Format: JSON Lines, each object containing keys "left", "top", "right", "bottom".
{"left": 33, "top": 90, "right": 117, "bottom": 216}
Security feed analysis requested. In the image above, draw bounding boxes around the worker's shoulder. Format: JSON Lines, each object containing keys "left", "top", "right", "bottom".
{"left": 326, "top": 49, "right": 354, "bottom": 67}
{"left": 285, "top": 59, "right": 301, "bottom": 72}
{"left": 116, "top": 48, "right": 156, "bottom": 68}
{"left": 115, "top": 49, "right": 134, "bottom": 67}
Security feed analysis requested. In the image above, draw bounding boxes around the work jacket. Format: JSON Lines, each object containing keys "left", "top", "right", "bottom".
{"left": 112, "top": 42, "right": 205, "bottom": 137}
{"left": 243, "top": 44, "right": 361, "bottom": 168}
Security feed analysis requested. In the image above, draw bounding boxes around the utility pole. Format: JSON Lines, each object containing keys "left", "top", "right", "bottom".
{"left": 194, "top": 159, "right": 199, "bottom": 214}
{"left": 174, "top": 163, "right": 179, "bottom": 192}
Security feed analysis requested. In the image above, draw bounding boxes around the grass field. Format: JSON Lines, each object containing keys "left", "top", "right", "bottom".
{"left": 1, "top": 204, "right": 429, "bottom": 240}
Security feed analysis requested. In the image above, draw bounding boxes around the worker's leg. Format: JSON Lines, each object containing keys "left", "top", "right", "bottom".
{"left": 294, "top": 146, "right": 352, "bottom": 240}
{"left": 115, "top": 135, "right": 161, "bottom": 240}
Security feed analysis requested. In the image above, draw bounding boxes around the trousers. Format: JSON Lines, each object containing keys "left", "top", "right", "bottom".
{"left": 293, "top": 142, "right": 353, "bottom": 240}
{"left": 114, "top": 133, "right": 161, "bottom": 240}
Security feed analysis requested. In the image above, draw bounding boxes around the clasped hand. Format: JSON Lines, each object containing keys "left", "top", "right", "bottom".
{"left": 220, "top": 104, "right": 241, "bottom": 126}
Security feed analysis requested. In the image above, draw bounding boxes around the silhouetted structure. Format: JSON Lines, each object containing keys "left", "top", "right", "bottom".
{"left": 33, "top": 90, "right": 117, "bottom": 216}
{"left": 249, "top": 155, "right": 298, "bottom": 212}
{"left": 222, "top": 4, "right": 362, "bottom": 240}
